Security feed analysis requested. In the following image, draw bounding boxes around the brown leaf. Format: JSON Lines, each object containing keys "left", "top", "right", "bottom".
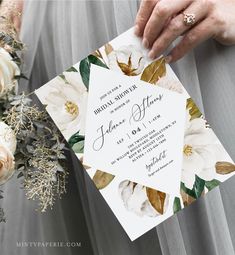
{"left": 116, "top": 58, "right": 142, "bottom": 76}
{"left": 140, "top": 57, "right": 166, "bottom": 84}
{"left": 92, "top": 50, "right": 103, "bottom": 59}
{"left": 93, "top": 170, "right": 115, "bottom": 189}
{"left": 146, "top": 187, "right": 166, "bottom": 215}
{"left": 216, "top": 161, "right": 235, "bottom": 175}
{"left": 117, "top": 61, "right": 132, "bottom": 75}
{"left": 186, "top": 98, "right": 202, "bottom": 120}
{"left": 180, "top": 190, "right": 196, "bottom": 207}
{"left": 104, "top": 43, "right": 113, "bottom": 55}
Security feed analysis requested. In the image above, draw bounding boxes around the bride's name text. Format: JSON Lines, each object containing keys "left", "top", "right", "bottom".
{"left": 92, "top": 93, "right": 164, "bottom": 152}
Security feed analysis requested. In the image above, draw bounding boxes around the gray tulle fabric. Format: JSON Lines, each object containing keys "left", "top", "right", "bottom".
{"left": 1, "top": 0, "right": 235, "bottom": 254}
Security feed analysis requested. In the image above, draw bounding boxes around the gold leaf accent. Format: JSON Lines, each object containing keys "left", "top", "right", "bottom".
{"left": 146, "top": 187, "right": 166, "bottom": 215}
{"left": 104, "top": 43, "right": 113, "bottom": 55}
{"left": 180, "top": 190, "right": 195, "bottom": 207}
{"left": 93, "top": 170, "right": 115, "bottom": 189}
{"left": 215, "top": 161, "right": 235, "bottom": 175}
{"left": 186, "top": 98, "right": 202, "bottom": 120}
{"left": 140, "top": 57, "right": 166, "bottom": 84}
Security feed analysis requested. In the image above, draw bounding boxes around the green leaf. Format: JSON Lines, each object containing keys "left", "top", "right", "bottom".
{"left": 192, "top": 175, "right": 205, "bottom": 198}
{"left": 72, "top": 140, "right": 84, "bottom": 154}
{"left": 79, "top": 58, "right": 90, "bottom": 88}
{"left": 68, "top": 131, "right": 85, "bottom": 147}
{"left": 181, "top": 175, "right": 205, "bottom": 199}
{"left": 79, "top": 55, "right": 109, "bottom": 89}
{"left": 205, "top": 179, "right": 221, "bottom": 191}
{"left": 173, "top": 197, "right": 182, "bottom": 214}
{"left": 66, "top": 66, "right": 78, "bottom": 72}
{"left": 88, "top": 55, "right": 108, "bottom": 68}
{"left": 180, "top": 182, "right": 196, "bottom": 199}
{"left": 14, "top": 73, "right": 29, "bottom": 80}
{"left": 59, "top": 74, "right": 67, "bottom": 82}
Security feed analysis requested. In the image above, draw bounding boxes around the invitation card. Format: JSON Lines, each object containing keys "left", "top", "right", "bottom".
{"left": 36, "top": 28, "right": 235, "bottom": 241}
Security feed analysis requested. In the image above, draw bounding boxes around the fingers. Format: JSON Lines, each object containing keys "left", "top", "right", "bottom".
{"left": 167, "top": 18, "right": 216, "bottom": 62}
{"left": 148, "top": 0, "right": 209, "bottom": 59}
{"left": 135, "top": 0, "right": 158, "bottom": 37}
{"left": 143, "top": 0, "right": 192, "bottom": 48}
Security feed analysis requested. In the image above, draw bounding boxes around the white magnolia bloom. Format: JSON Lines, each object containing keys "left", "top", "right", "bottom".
{"left": 0, "top": 48, "right": 20, "bottom": 98}
{"left": 107, "top": 45, "right": 145, "bottom": 76}
{"left": 44, "top": 72, "right": 88, "bottom": 140}
{"left": 156, "top": 76, "right": 183, "bottom": 94}
{"left": 119, "top": 180, "right": 169, "bottom": 217}
{"left": 0, "top": 122, "right": 17, "bottom": 185}
{"left": 182, "top": 111, "right": 219, "bottom": 189}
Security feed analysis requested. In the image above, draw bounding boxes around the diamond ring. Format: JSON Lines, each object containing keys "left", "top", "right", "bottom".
{"left": 183, "top": 13, "right": 196, "bottom": 26}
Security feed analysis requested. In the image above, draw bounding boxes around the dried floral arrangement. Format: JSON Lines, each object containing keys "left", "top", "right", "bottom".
{"left": 0, "top": 12, "right": 68, "bottom": 222}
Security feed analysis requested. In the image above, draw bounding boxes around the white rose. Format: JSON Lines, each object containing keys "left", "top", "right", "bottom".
{"left": 0, "top": 122, "right": 17, "bottom": 154}
{"left": 0, "top": 122, "right": 17, "bottom": 185}
{"left": 182, "top": 111, "right": 218, "bottom": 189}
{"left": 44, "top": 72, "right": 88, "bottom": 140}
{"left": 107, "top": 45, "right": 145, "bottom": 76}
{"left": 0, "top": 48, "right": 20, "bottom": 98}
{"left": 119, "top": 180, "right": 169, "bottom": 217}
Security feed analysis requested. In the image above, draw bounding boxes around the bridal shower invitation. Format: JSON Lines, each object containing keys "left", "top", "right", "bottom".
{"left": 36, "top": 28, "right": 235, "bottom": 240}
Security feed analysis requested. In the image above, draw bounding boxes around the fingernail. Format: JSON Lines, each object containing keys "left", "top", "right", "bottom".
{"left": 165, "top": 55, "right": 172, "bottom": 63}
{"left": 142, "top": 38, "right": 149, "bottom": 49}
{"left": 134, "top": 25, "right": 140, "bottom": 36}
{"left": 148, "top": 50, "right": 155, "bottom": 60}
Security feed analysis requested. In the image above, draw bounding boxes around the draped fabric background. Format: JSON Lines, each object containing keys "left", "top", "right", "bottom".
{"left": 1, "top": 0, "right": 235, "bottom": 254}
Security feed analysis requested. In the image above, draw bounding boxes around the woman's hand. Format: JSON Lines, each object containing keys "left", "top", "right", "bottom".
{"left": 0, "top": 0, "right": 23, "bottom": 33}
{"left": 135, "top": 0, "right": 235, "bottom": 62}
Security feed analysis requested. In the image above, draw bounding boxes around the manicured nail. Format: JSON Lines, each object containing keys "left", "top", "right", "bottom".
{"left": 142, "top": 38, "right": 149, "bottom": 49}
{"left": 134, "top": 25, "right": 140, "bottom": 36}
{"left": 165, "top": 55, "right": 172, "bottom": 63}
{"left": 148, "top": 50, "right": 155, "bottom": 60}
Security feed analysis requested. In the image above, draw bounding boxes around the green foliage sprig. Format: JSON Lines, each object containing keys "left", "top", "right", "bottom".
{"left": 2, "top": 93, "right": 68, "bottom": 212}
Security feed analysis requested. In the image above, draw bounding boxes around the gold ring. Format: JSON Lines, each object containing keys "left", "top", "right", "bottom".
{"left": 183, "top": 13, "right": 196, "bottom": 26}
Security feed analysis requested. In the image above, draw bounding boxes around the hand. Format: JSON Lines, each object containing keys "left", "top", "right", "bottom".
{"left": 0, "top": 0, "right": 23, "bottom": 33}
{"left": 135, "top": 0, "right": 235, "bottom": 62}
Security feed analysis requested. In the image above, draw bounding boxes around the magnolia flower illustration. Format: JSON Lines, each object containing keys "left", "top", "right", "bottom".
{"left": 181, "top": 111, "right": 219, "bottom": 189}
{"left": 44, "top": 72, "right": 88, "bottom": 140}
{"left": 107, "top": 45, "right": 145, "bottom": 76}
{"left": 0, "top": 48, "right": 20, "bottom": 98}
{"left": 156, "top": 76, "right": 183, "bottom": 94}
{"left": 0, "top": 122, "right": 16, "bottom": 185}
{"left": 119, "top": 180, "right": 169, "bottom": 217}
